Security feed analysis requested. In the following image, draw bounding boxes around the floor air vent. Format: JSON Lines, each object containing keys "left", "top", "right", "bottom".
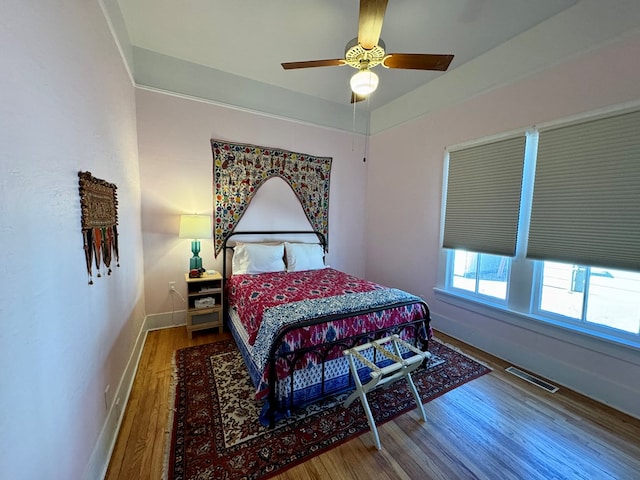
{"left": 505, "top": 366, "right": 559, "bottom": 393}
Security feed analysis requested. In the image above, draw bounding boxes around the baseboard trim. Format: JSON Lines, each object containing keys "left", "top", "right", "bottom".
{"left": 85, "top": 321, "right": 147, "bottom": 479}
{"left": 87, "top": 310, "right": 187, "bottom": 479}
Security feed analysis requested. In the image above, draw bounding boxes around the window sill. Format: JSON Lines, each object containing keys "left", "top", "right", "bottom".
{"left": 433, "top": 287, "right": 640, "bottom": 366}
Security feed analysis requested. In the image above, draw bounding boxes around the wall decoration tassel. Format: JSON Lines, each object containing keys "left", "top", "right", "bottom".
{"left": 78, "top": 171, "right": 120, "bottom": 285}
{"left": 83, "top": 229, "right": 94, "bottom": 285}
{"left": 93, "top": 227, "right": 103, "bottom": 277}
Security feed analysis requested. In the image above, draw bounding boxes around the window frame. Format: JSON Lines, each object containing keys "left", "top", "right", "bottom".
{"left": 439, "top": 105, "right": 640, "bottom": 352}
{"left": 531, "top": 261, "right": 640, "bottom": 342}
{"left": 446, "top": 250, "right": 511, "bottom": 305}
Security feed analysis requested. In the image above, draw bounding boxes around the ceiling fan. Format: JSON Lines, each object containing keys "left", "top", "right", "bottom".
{"left": 281, "top": 0, "right": 454, "bottom": 103}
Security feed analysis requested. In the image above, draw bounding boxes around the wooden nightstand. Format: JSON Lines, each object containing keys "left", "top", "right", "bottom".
{"left": 184, "top": 271, "right": 223, "bottom": 338}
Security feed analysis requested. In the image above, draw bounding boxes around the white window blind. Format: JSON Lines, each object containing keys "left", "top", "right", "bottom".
{"left": 443, "top": 136, "right": 526, "bottom": 256}
{"left": 528, "top": 109, "right": 640, "bottom": 271}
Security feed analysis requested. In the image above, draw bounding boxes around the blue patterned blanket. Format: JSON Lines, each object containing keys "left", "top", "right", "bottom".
{"left": 251, "top": 288, "right": 423, "bottom": 375}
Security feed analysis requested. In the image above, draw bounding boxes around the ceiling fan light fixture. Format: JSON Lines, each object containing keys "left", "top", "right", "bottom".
{"left": 350, "top": 69, "right": 379, "bottom": 96}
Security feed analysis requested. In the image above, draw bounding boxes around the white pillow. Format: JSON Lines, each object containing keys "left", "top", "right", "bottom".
{"left": 284, "top": 242, "right": 325, "bottom": 272}
{"left": 232, "top": 242, "right": 285, "bottom": 275}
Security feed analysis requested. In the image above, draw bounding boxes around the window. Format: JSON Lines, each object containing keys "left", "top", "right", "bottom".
{"left": 538, "top": 261, "right": 584, "bottom": 319}
{"left": 441, "top": 107, "right": 640, "bottom": 347}
{"left": 450, "top": 251, "right": 510, "bottom": 301}
{"left": 537, "top": 262, "right": 640, "bottom": 335}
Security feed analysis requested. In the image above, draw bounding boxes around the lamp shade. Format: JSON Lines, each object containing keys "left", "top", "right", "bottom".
{"left": 350, "top": 69, "right": 379, "bottom": 95}
{"left": 179, "top": 214, "right": 212, "bottom": 239}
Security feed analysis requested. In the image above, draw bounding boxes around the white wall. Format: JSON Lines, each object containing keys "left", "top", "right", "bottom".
{"left": 0, "top": 2, "right": 144, "bottom": 479}
{"left": 135, "top": 89, "right": 369, "bottom": 318}
{"left": 365, "top": 31, "right": 640, "bottom": 418}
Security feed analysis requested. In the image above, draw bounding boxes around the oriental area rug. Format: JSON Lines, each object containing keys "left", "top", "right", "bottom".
{"left": 165, "top": 338, "right": 490, "bottom": 480}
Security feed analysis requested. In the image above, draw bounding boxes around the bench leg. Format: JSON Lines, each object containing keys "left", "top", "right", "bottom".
{"left": 359, "top": 391, "right": 381, "bottom": 450}
{"left": 344, "top": 338, "right": 430, "bottom": 450}
{"left": 406, "top": 372, "right": 427, "bottom": 422}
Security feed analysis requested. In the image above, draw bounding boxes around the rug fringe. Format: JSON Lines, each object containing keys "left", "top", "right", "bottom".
{"left": 161, "top": 351, "right": 179, "bottom": 480}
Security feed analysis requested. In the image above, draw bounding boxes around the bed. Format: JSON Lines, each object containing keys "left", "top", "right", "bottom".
{"left": 222, "top": 230, "right": 432, "bottom": 427}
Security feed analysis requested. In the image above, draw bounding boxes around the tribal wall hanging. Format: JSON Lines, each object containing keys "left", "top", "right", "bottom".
{"left": 211, "top": 139, "right": 332, "bottom": 257}
{"left": 78, "top": 171, "right": 120, "bottom": 284}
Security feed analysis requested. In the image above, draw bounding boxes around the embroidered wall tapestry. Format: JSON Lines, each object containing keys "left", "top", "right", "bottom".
{"left": 78, "top": 171, "right": 119, "bottom": 284}
{"left": 211, "top": 139, "right": 332, "bottom": 257}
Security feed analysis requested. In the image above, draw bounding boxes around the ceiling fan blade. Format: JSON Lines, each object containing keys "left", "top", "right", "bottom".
{"left": 350, "top": 92, "right": 367, "bottom": 104}
{"left": 358, "top": 0, "right": 388, "bottom": 50}
{"left": 281, "top": 59, "right": 345, "bottom": 70}
{"left": 383, "top": 53, "right": 454, "bottom": 71}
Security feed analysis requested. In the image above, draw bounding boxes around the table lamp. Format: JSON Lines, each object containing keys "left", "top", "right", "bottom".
{"left": 178, "top": 214, "right": 212, "bottom": 271}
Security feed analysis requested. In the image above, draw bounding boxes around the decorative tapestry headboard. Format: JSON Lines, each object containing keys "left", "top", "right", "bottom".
{"left": 211, "top": 139, "right": 332, "bottom": 257}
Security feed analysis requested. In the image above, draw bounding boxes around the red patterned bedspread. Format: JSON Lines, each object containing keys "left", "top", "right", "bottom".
{"left": 227, "top": 268, "right": 385, "bottom": 344}
{"left": 228, "top": 268, "right": 430, "bottom": 396}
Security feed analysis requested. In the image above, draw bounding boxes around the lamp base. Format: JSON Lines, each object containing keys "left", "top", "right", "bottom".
{"left": 189, "top": 256, "right": 203, "bottom": 270}
{"left": 189, "top": 240, "right": 203, "bottom": 271}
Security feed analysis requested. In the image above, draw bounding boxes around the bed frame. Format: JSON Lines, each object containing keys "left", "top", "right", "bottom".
{"left": 222, "top": 230, "right": 432, "bottom": 428}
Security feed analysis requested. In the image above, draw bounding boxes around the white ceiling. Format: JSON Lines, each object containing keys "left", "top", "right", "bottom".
{"left": 108, "top": 0, "right": 640, "bottom": 132}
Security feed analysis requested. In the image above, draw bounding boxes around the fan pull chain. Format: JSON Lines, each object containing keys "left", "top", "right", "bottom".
{"left": 352, "top": 98, "right": 357, "bottom": 152}
{"left": 363, "top": 95, "right": 371, "bottom": 162}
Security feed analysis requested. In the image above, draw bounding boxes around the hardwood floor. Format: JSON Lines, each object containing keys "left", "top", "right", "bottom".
{"left": 105, "top": 327, "right": 640, "bottom": 479}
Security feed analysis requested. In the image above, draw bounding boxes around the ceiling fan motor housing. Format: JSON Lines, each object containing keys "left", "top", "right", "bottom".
{"left": 345, "top": 37, "right": 386, "bottom": 70}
